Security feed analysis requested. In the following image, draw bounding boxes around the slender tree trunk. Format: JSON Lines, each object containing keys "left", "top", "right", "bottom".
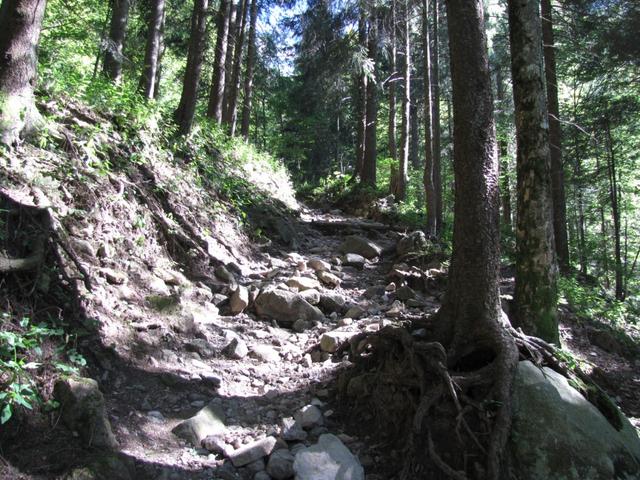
{"left": 240, "top": 0, "right": 258, "bottom": 139}
{"left": 604, "top": 117, "right": 623, "bottom": 300}
{"left": 509, "top": 0, "right": 559, "bottom": 344}
{"left": 92, "top": 2, "right": 112, "bottom": 79}
{"left": 361, "top": 13, "right": 378, "bottom": 187}
{"left": 224, "top": 0, "right": 248, "bottom": 135}
{"left": 409, "top": 102, "right": 420, "bottom": 168}
{"left": 222, "top": 0, "right": 238, "bottom": 114}
{"left": 431, "top": 0, "right": 443, "bottom": 235}
{"left": 174, "top": 0, "right": 209, "bottom": 136}
{"left": 354, "top": 3, "right": 368, "bottom": 179}
{"left": 388, "top": 0, "right": 397, "bottom": 163}
{"left": 207, "top": 0, "right": 231, "bottom": 123}
{"left": 496, "top": 68, "right": 512, "bottom": 228}
{"left": 140, "top": 0, "right": 165, "bottom": 99}
{"left": 422, "top": 0, "right": 436, "bottom": 235}
{"left": 541, "top": 0, "right": 569, "bottom": 273}
{"left": 103, "top": 0, "right": 130, "bottom": 82}
{"left": 396, "top": 0, "right": 410, "bottom": 202}
{"left": 153, "top": 8, "right": 166, "bottom": 99}
{"left": 438, "top": 2, "right": 517, "bottom": 477}
{"left": 0, "top": 0, "right": 47, "bottom": 146}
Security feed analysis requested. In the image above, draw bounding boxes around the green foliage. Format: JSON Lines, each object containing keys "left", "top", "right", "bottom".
{"left": 0, "top": 313, "right": 84, "bottom": 424}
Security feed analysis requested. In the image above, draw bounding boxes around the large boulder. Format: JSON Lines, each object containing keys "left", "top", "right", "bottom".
{"left": 396, "top": 230, "right": 429, "bottom": 257}
{"left": 509, "top": 360, "right": 640, "bottom": 480}
{"left": 293, "top": 433, "right": 364, "bottom": 480}
{"left": 53, "top": 376, "right": 118, "bottom": 449}
{"left": 339, "top": 236, "right": 381, "bottom": 259}
{"left": 254, "top": 289, "right": 324, "bottom": 326}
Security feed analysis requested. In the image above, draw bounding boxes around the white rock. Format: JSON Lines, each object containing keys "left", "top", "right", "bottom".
{"left": 295, "top": 405, "right": 324, "bottom": 429}
{"left": 293, "top": 434, "right": 364, "bottom": 480}
{"left": 287, "top": 276, "right": 321, "bottom": 291}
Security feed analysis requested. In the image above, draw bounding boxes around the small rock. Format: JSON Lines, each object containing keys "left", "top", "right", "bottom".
{"left": 293, "top": 434, "right": 364, "bottom": 480}
{"left": 281, "top": 417, "right": 308, "bottom": 441}
{"left": 230, "top": 286, "right": 250, "bottom": 315}
{"left": 224, "top": 337, "right": 249, "bottom": 359}
{"left": 345, "top": 305, "right": 366, "bottom": 319}
{"left": 395, "top": 285, "right": 416, "bottom": 301}
{"left": 266, "top": 449, "right": 295, "bottom": 479}
{"left": 229, "top": 437, "right": 277, "bottom": 467}
{"left": 320, "top": 331, "right": 358, "bottom": 353}
{"left": 202, "top": 434, "right": 233, "bottom": 456}
{"left": 286, "top": 276, "right": 321, "bottom": 291}
{"left": 292, "top": 319, "right": 311, "bottom": 333}
{"left": 339, "top": 236, "right": 382, "bottom": 259}
{"left": 100, "top": 268, "right": 126, "bottom": 285}
{"left": 308, "top": 258, "right": 331, "bottom": 272}
{"left": 186, "top": 338, "right": 216, "bottom": 358}
{"left": 316, "top": 271, "right": 340, "bottom": 288}
{"left": 255, "top": 289, "right": 324, "bottom": 326}
{"left": 201, "top": 372, "right": 223, "bottom": 389}
{"left": 342, "top": 253, "right": 366, "bottom": 269}
{"left": 386, "top": 300, "right": 405, "bottom": 317}
{"left": 295, "top": 405, "right": 323, "bottom": 429}
{"left": 172, "top": 402, "right": 226, "bottom": 446}
{"left": 319, "top": 292, "right": 347, "bottom": 314}
{"left": 250, "top": 344, "right": 280, "bottom": 363}
{"left": 254, "top": 472, "right": 271, "bottom": 480}
{"left": 300, "top": 289, "right": 321, "bottom": 305}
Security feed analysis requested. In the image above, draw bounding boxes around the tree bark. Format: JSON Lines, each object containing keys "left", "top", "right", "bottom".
{"left": 223, "top": 0, "right": 248, "bottom": 135}
{"left": 422, "top": 0, "right": 436, "bottom": 235}
{"left": 354, "top": 2, "right": 368, "bottom": 179}
{"left": 103, "top": 0, "right": 130, "bottom": 82}
{"left": 361, "top": 12, "right": 378, "bottom": 187}
{"left": 496, "top": 68, "right": 512, "bottom": 228}
{"left": 222, "top": 0, "right": 237, "bottom": 113}
{"left": 396, "top": 0, "right": 410, "bottom": 202}
{"left": 603, "top": 116, "right": 623, "bottom": 300}
{"left": 153, "top": 13, "right": 166, "bottom": 99}
{"left": 140, "top": 0, "right": 165, "bottom": 100}
{"left": 388, "top": 0, "right": 397, "bottom": 163}
{"left": 431, "top": 0, "right": 443, "bottom": 235}
{"left": 240, "top": 0, "right": 258, "bottom": 139}
{"left": 541, "top": 0, "right": 569, "bottom": 273}
{"left": 509, "top": 0, "right": 559, "bottom": 344}
{"left": 207, "top": 0, "right": 231, "bottom": 123}
{"left": 438, "top": 2, "right": 518, "bottom": 477}
{"left": 0, "top": 0, "right": 46, "bottom": 146}
{"left": 174, "top": 0, "right": 209, "bottom": 136}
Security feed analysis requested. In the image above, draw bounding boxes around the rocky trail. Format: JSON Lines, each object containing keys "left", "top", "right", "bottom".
{"left": 2, "top": 196, "right": 640, "bottom": 480}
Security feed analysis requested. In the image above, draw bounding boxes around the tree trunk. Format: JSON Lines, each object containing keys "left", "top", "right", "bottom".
{"left": 223, "top": 0, "right": 248, "bottom": 135}
{"left": 354, "top": 2, "right": 368, "bottom": 179}
{"left": 541, "top": 0, "right": 569, "bottom": 273}
{"left": 361, "top": 12, "right": 378, "bottom": 187}
{"left": 222, "top": 0, "right": 238, "bottom": 114}
{"left": 0, "top": 0, "right": 46, "bottom": 146}
{"left": 153, "top": 13, "right": 166, "bottom": 99}
{"left": 437, "top": 1, "right": 517, "bottom": 477}
{"left": 496, "top": 68, "right": 512, "bottom": 228}
{"left": 422, "top": 0, "right": 436, "bottom": 235}
{"left": 431, "top": 0, "right": 443, "bottom": 235}
{"left": 140, "top": 0, "right": 165, "bottom": 100}
{"left": 388, "top": 0, "right": 397, "bottom": 163}
{"left": 396, "top": 0, "right": 410, "bottom": 202}
{"left": 103, "top": 0, "right": 130, "bottom": 82}
{"left": 509, "top": 0, "right": 559, "bottom": 344}
{"left": 207, "top": 0, "right": 231, "bottom": 123}
{"left": 604, "top": 117, "right": 623, "bottom": 300}
{"left": 174, "top": 0, "right": 209, "bottom": 136}
{"left": 240, "top": 0, "right": 258, "bottom": 139}
{"left": 409, "top": 102, "right": 419, "bottom": 169}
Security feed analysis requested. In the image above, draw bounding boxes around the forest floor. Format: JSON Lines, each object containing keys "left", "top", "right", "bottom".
{"left": 1, "top": 98, "right": 639, "bottom": 479}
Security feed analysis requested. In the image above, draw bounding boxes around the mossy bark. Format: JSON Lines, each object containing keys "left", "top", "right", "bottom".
{"left": 508, "top": 0, "right": 559, "bottom": 344}
{"left": 0, "top": 0, "right": 47, "bottom": 145}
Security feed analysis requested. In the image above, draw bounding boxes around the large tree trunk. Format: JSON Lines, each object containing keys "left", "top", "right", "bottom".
{"left": 140, "top": 0, "right": 165, "bottom": 100}
{"left": 361, "top": 12, "right": 378, "bottom": 187}
{"left": 223, "top": 0, "right": 248, "bottom": 135}
{"left": 396, "top": 0, "right": 410, "bottom": 202}
{"left": 422, "top": 0, "right": 436, "bottom": 236}
{"left": 431, "top": 0, "right": 443, "bottom": 235}
{"left": 509, "top": 0, "right": 559, "bottom": 344}
{"left": 0, "top": 0, "right": 46, "bottom": 146}
{"left": 496, "top": 68, "right": 512, "bottom": 229}
{"left": 436, "top": 1, "right": 517, "bottom": 477}
{"left": 240, "top": 0, "right": 258, "bottom": 139}
{"left": 103, "top": 0, "right": 130, "bottom": 82}
{"left": 207, "top": 0, "right": 231, "bottom": 123}
{"left": 388, "top": 0, "right": 397, "bottom": 164}
{"left": 174, "top": 0, "right": 209, "bottom": 136}
{"left": 541, "top": 0, "right": 569, "bottom": 273}
{"left": 354, "top": 3, "right": 368, "bottom": 179}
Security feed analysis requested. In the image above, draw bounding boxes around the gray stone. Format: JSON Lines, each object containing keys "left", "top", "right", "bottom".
{"left": 299, "top": 289, "right": 321, "bottom": 305}
{"left": 316, "top": 270, "right": 341, "bottom": 288}
{"left": 292, "top": 319, "right": 312, "bottom": 333}
{"left": 295, "top": 405, "right": 323, "bottom": 429}
{"left": 509, "top": 360, "right": 640, "bottom": 480}
{"left": 53, "top": 376, "right": 118, "bottom": 449}
{"left": 266, "top": 449, "right": 294, "bottom": 479}
{"left": 293, "top": 434, "right": 364, "bottom": 480}
{"left": 319, "top": 292, "right": 347, "bottom": 314}
{"left": 224, "top": 337, "right": 249, "bottom": 359}
{"left": 255, "top": 289, "right": 324, "bottom": 326}
{"left": 254, "top": 472, "right": 271, "bottom": 480}
{"left": 320, "top": 331, "right": 358, "bottom": 353}
{"left": 345, "top": 305, "right": 366, "bottom": 319}
{"left": 202, "top": 434, "right": 233, "bottom": 456}
{"left": 250, "top": 344, "right": 280, "bottom": 363}
{"left": 172, "top": 402, "right": 226, "bottom": 446}
{"left": 339, "top": 236, "right": 381, "bottom": 259}
{"left": 230, "top": 286, "right": 250, "bottom": 314}
{"left": 281, "top": 417, "right": 307, "bottom": 441}
{"left": 396, "top": 231, "right": 429, "bottom": 257}
{"left": 363, "top": 285, "right": 385, "bottom": 299}
{"left": 395, "top": 285, "right": 416, "bottom": 301}
{"left": 286, "top": 276, "right": 321, "bottom": 291}
{"left": 341, "top": 253, "right": 366, "bottom": 269}
{"left": 308, "top": 258, "right": 331, "bottom": 272}
{"left": 185, "top": 338, "right": 215, "bottom": 358}
{"left": 229, "top": 437, "right": 277, "bottom": 467}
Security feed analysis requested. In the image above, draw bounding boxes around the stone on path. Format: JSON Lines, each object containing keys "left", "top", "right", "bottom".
{"left": 250, "top": 344, "right": 281, "bottom": 363}
{"left": 295, "top": 404, "right": 324, "bottom": 429}
{"left": 342, "top": 253, "right": 366, "bottom": 269}
{"left": 287, "top": 276, "right": 321, "bottom": 291}
{"left": 320, "top": 331, "right": 358, "bottom": 353}
{"left": 308, "top": 258, "right": 331, "bottom": 272}
{"left": 267, "top": 449, "right": 295, "bottom": 479}
{"left": 229, "top": 436, "right": 277, "bottom": 467}
{"left": 255, "top": 289, "right": 324, "bottom": 326}
{"left": 339, "top": 235, "right": 382, "bottom": 259}
{"left": 316, "top": 270, "right": 341, "bottom": 288}
{"left": 229, "top": 286, "right": 249, "bottom": 314}
{"left": 172, "top": 402, "right": 226, "bottom": 447}
{"left": 293, "top": 433, "right": 364, "bottom": 480}
{"left": 509, "top": 360, "right": 640, "bottom": 480}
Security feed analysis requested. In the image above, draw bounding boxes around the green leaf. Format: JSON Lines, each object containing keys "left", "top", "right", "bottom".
{"left": 1, "top": 404, "right": 12, "bottom": 424}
